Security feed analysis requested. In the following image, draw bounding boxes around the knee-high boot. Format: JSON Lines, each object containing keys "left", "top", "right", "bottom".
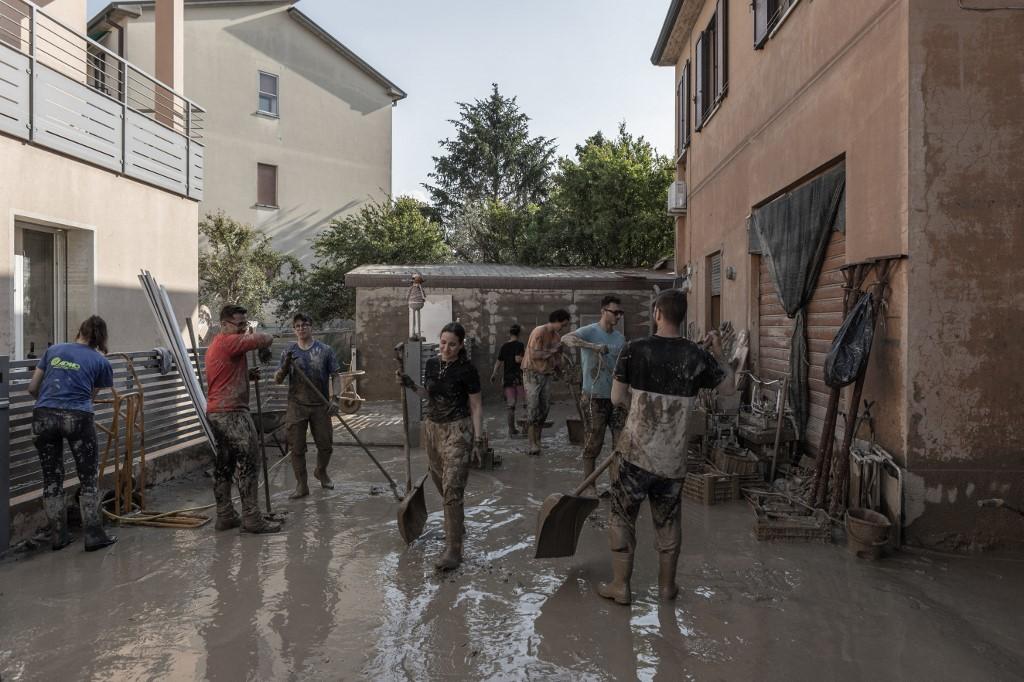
{"left": 79, "top": 489, "right": 117, "bottom": 552}
{"left": 658, "top": 551, "right": 680, "bottom": 600}
{"left": 506, "top": 408, "right": 519, "bottom": 437}
{"left": 290, "top": 450, "right": 310, "bottom": 499}
{"left": 435, "top": 502, "right": 464, "bottom": 571}
{"left": 43, "top": 494, "right": 71, "bottom": 551}
{"left": 214, "top": 479, "right": 241, "bottom": 530}
{"left": 598, "top": 523, "right": 633, "bottom": 605}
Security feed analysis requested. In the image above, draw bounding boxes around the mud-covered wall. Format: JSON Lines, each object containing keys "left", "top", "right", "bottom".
{"left": 353, "top": 287, "right": 657, "bottom": 402}
{"left": 904, "top": 1, "right": 1024, "bottom": 548}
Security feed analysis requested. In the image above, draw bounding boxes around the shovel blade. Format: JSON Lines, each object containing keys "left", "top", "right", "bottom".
{"left": 398, "top": 474, "right": 429, "bottom": 544}
{"left": 534, "top": 492, "right": 600, "bottom": 559}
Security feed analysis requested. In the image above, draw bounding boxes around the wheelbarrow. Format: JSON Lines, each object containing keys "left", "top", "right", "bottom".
{"left": 251, "top": 409, "right": 289, "bottom": 458}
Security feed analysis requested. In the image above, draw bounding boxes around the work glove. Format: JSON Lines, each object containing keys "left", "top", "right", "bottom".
{"left": 327, "top": 396, "right": 341, "bottom": 417}
{"left": 282, "top": 352, "right": 295, "bottom": 371}
{"left": 597, "top": 344, "right": 609, "bottom": 355}
{"left": 398, "top": 373, "right": 417, "bottom": 390}
{"left": 610, "top": 405, "right": 629, "bottom": 432}
{"left": 258, "top": 346, "right": 273, "bottom": 364}
{"left": 470, "top": 437, "right": 486, "bottom": 467}
{"left": 248, "top": 367, "right": 261, "bottom": 381}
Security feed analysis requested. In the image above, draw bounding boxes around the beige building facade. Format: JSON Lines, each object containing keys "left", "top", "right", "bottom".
{"left": 90, "top": 0, "right": 406, "bottom": 269}
{"left": 1, "top": 0, "right": 201, "bottom": 357}
{"left": 653, "top": 0, "right": 1023, "bottom": 547}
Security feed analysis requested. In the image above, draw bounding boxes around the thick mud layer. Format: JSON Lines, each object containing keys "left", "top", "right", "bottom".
{"left": 2, "top": 402, "right": 1023, "bottom": 680}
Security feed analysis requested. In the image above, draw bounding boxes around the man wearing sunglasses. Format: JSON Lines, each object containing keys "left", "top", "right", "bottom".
{"left": 562, "top": 295, "right": 626, "bottom": 496}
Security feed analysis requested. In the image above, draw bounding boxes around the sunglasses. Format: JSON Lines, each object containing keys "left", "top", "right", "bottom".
{"left": 602, "top": 308, "right": 625, "bottom": 317}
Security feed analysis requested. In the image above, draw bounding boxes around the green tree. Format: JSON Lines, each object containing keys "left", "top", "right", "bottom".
{"left": 276, "top": 196, "right": 452, "bottom": 321}
{"left": 540, "top": 124, "right": 675, "bottom": 267}
{"left": 198, "top": 211, "right": 299, "bottom": 318}
{"left": 425, "top": 84, "right": 556, "bottom": 259}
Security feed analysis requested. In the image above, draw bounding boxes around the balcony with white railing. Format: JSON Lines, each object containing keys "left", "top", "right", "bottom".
{"left": 0, "top": 0, "right": 204, "bottom": 199}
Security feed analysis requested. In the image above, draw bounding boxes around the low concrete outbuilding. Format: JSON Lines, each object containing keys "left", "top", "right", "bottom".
{"left": 345, "top": 264, "right": 680, "bottom": 403}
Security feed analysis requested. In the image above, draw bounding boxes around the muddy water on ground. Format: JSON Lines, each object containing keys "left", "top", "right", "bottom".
{"left": 1, "top": 403, "right": 1023, "bottom": 680}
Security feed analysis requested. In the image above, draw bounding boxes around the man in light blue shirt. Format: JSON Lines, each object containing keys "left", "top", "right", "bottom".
{"left": 562, "top": 295, "right": 626, "bottom": 496}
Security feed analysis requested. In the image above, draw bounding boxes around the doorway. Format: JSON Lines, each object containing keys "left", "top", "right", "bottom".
{"left": 14, "top": 223, "right": 66, "bottom": 360}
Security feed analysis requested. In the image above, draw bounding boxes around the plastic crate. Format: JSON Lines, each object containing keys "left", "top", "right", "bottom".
{"left": 751, "top": 505, "right": 831, "bottom": 543}
{"left": 713, "top": 444, "right": 760, "bottom": 475}
{"left": 683, "top": 471, "right": 739, "bottom": 505}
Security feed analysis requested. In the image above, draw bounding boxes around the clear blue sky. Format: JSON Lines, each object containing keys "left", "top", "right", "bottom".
{"left": 88, "top": 0, "right": 675, "bottom": 200}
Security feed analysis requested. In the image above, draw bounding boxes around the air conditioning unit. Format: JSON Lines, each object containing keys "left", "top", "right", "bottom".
{"left": 666, "top": 180, "right": 687, "bottom": 215}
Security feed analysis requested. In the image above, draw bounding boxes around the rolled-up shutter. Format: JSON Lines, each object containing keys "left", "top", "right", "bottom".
{"left": 754, "top": 0, "right": 769, "bottom": 48}
{"left": 716, "top": 0, "right": 728, "bottom": 97}
{"left": 694, "top": 32, "right": 705, "bottom": 130}
{"left": 681, "top": 61, "right": 690, "bottom": 148}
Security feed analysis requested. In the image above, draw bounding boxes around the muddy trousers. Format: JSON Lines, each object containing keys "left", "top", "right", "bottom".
{"left": 208, "top": 412, "right": 262, "bottom": 524}
{"left": 608, "top": 458, "right": 683, "bottom": 597}
{"left": 424, "top": 418, "right": 471, "bottom": 559}
{"left": 581, "top": 396, "right": 621, "bottom": 474}
{"left": 287, "top": 402, "right": 334, "bottom": 486}
{"left": 32, "top": 408, "right": 103, "bottom": 547}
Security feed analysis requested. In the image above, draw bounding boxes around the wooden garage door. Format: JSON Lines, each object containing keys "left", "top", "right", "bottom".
{"left": 758, "top": 230, "right": 846, "bottom": 454}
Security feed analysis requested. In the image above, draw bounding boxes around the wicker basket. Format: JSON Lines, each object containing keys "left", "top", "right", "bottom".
{"left": 714, "top": 444, "right": 760, "bottom": 475}
{"left": 683, "top": 471, "right": 740, "bottom": 505}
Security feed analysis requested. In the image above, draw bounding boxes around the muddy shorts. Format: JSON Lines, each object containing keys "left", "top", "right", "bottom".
{"left": 523, "top": 371, "right": 553, "bottom": 425}
{"left": 503, "top": 384, "right": 526, "bottom": 408}
{"left": 424, "top": 417, "right": 472, "bottom": 508}
{"left": 609, "top": 457, "right": 683, "bottom": 555}
{"left": 581, "top": 395, "right": 620, "bottom": 462}
{"left": 32, "top": 407, "right": 99, "bottom": 502}
{"left": 209, "top": 411, "right": 260, "bottom": 491}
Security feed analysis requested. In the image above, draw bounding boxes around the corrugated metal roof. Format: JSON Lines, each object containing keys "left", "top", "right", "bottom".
{"left": 344, "top": 264, "right": 680, "bottom": 290}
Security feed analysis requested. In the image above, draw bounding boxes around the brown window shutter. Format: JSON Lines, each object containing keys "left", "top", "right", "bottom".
{"left": 716, "top": 0, "right": 728, "bottom": 97}
{"left": 257, "top": 163, "right": 277, "bottom": 207}
{"left": 754, "top": 0, "right": 769, "bottom": 48}
{"left": 694, "top": 32, "right": 705, "bottom": 130}
{"left": 711, "top": 253, "right": 722, "bottom": 296}
{"left": 683, "top": 60, "right": 691, "bottom": 148}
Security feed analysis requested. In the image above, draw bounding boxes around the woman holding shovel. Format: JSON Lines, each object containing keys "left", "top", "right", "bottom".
{"left": 400, "top": 322, "right": 485, "bottom": 571}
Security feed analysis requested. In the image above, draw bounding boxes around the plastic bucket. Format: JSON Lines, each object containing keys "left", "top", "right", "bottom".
{"left": 566, "top": 419, "right": 585, "bottom": 445}
{"left": 845, "top": 508, "right": 891, "bottom": 559}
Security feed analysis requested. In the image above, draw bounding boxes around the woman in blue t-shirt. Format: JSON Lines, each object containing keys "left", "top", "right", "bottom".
{"left": 27, "top": 315, "right": 117, "bottom": 552}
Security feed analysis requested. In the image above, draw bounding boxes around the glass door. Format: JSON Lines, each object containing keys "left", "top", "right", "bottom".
{"left": 14, "top": 224, "right": 66, "bottom": 360}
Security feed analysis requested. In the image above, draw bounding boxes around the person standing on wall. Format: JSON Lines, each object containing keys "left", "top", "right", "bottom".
{"left": 490, "top": 323, "right": 526, "bottom": 438}
{"left": 400, "top": 322, "right": 485, "bottom": 571}
{"left": 274, "top": 313, "right": 341, "bottom": 499}
{"left": 520, "top": 309, "right": 572, "bottom": 456}
{"left": 561, "top": 295, "right": 627, "bottom": 496}
{"left": 205, "top": 305, "right": 281, "bottom": 534}
{"left": 599, "top": 290, "right": 735, "bottom": 605}
{"left": 27, "top": 316, "right": 118, "bottom": 552}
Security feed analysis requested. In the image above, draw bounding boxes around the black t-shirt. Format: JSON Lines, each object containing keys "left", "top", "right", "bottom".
{"left": 424, "top": 356, "right": 481, "bottom": 423}
{"left": 498, "top": 340, "right": 525, "bottom": 387}
{"left": 614, "top": 335, "right": 724, "bottom": 397}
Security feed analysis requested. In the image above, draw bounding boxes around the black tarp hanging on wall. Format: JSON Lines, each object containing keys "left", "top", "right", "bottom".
{"left": 752, "top": 164, "right": 845, "bottom": 438}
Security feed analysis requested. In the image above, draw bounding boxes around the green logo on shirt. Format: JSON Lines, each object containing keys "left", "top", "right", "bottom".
{"left": 50, "top": 356, "right": 81, "bottom": 371}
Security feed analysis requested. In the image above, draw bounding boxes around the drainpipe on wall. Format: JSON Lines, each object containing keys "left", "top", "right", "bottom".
{"left": 1, "top": 355, "right": 10, "bottom": 552}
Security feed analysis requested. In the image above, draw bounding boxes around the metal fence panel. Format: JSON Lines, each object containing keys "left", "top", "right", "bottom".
{"left": 0, "top": 43, "right": 29, "bottom": 140}
{"left": 5, "top": 350, "right": 208, "bottom": 499}
{"left": 188, "top": 141, "right": 204, "bottom": 200}
{"left": 32, "top": 62, "right": 123, "bottom": 172}
{"left": 125, "top": 109, "right": 188, "bottom": 195}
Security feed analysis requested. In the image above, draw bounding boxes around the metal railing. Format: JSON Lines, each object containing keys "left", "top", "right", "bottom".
{"left": 0, "top": 0, "right": 204, "bottom": 199}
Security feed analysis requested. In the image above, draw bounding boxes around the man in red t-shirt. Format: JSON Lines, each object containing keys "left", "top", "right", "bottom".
{"left": 205, "top": 304, "right": 279, "bottom": 533}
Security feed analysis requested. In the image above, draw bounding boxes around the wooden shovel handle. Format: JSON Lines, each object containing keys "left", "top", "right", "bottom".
{"left": 572, "top": 452, "right": 618, "bottom": 496}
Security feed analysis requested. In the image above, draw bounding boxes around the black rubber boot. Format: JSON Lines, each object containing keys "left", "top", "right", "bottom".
{"left": 80, "top": 491, "right": 117, "bottom": 552}
{"left": 290, "top": 452, "right": 310, "bottom": 499}
{"left": 214, "top": 479, "right": 241, "bottom": 530}
{"left": 240, "top": 475, "right": 281, "bottom": 534}
{"left": 507, "top": 409, "right": 519, "bottom": 438}
{"left": 43, "top": 495, "right": 71, "bottom": 551}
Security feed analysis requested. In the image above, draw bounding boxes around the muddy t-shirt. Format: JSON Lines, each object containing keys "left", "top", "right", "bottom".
{"left": 614, "top": 335, "right": 725, "bottom": 479}
{"left": 498, "top": 340, "right": 525, "bottom": 387}
{"left": 424, "top": 356, "right": 481, "bottom": 423}
{"left": 205, "top": 332, "right": 272, "bottom": 413}
{"left": 280, "top": 341, "right": 339, "bottom": 405}
{"left": 34, "top": 343, "right": 113, "bottom": 413}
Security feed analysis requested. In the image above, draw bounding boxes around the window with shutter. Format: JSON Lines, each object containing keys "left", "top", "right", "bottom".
{"left": 257, "top": 163, "right": 278, "bottom": 208}
{"left": 754, "top": 0, "right": 770, "bottom": 48}
{"left": 707, "top": 251, "right": 722, "bottom": 331}
{"left": 716, "top": 0, "right": 728, "bottom": 98}
{"left": 682, "top": 61, "right": 691, "bottom": 148}
{"left": 694, "top": 32, "right": 705, "bottom": 130}
{"left": 258, "top": 72, "right": 279, "bottom": 116}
